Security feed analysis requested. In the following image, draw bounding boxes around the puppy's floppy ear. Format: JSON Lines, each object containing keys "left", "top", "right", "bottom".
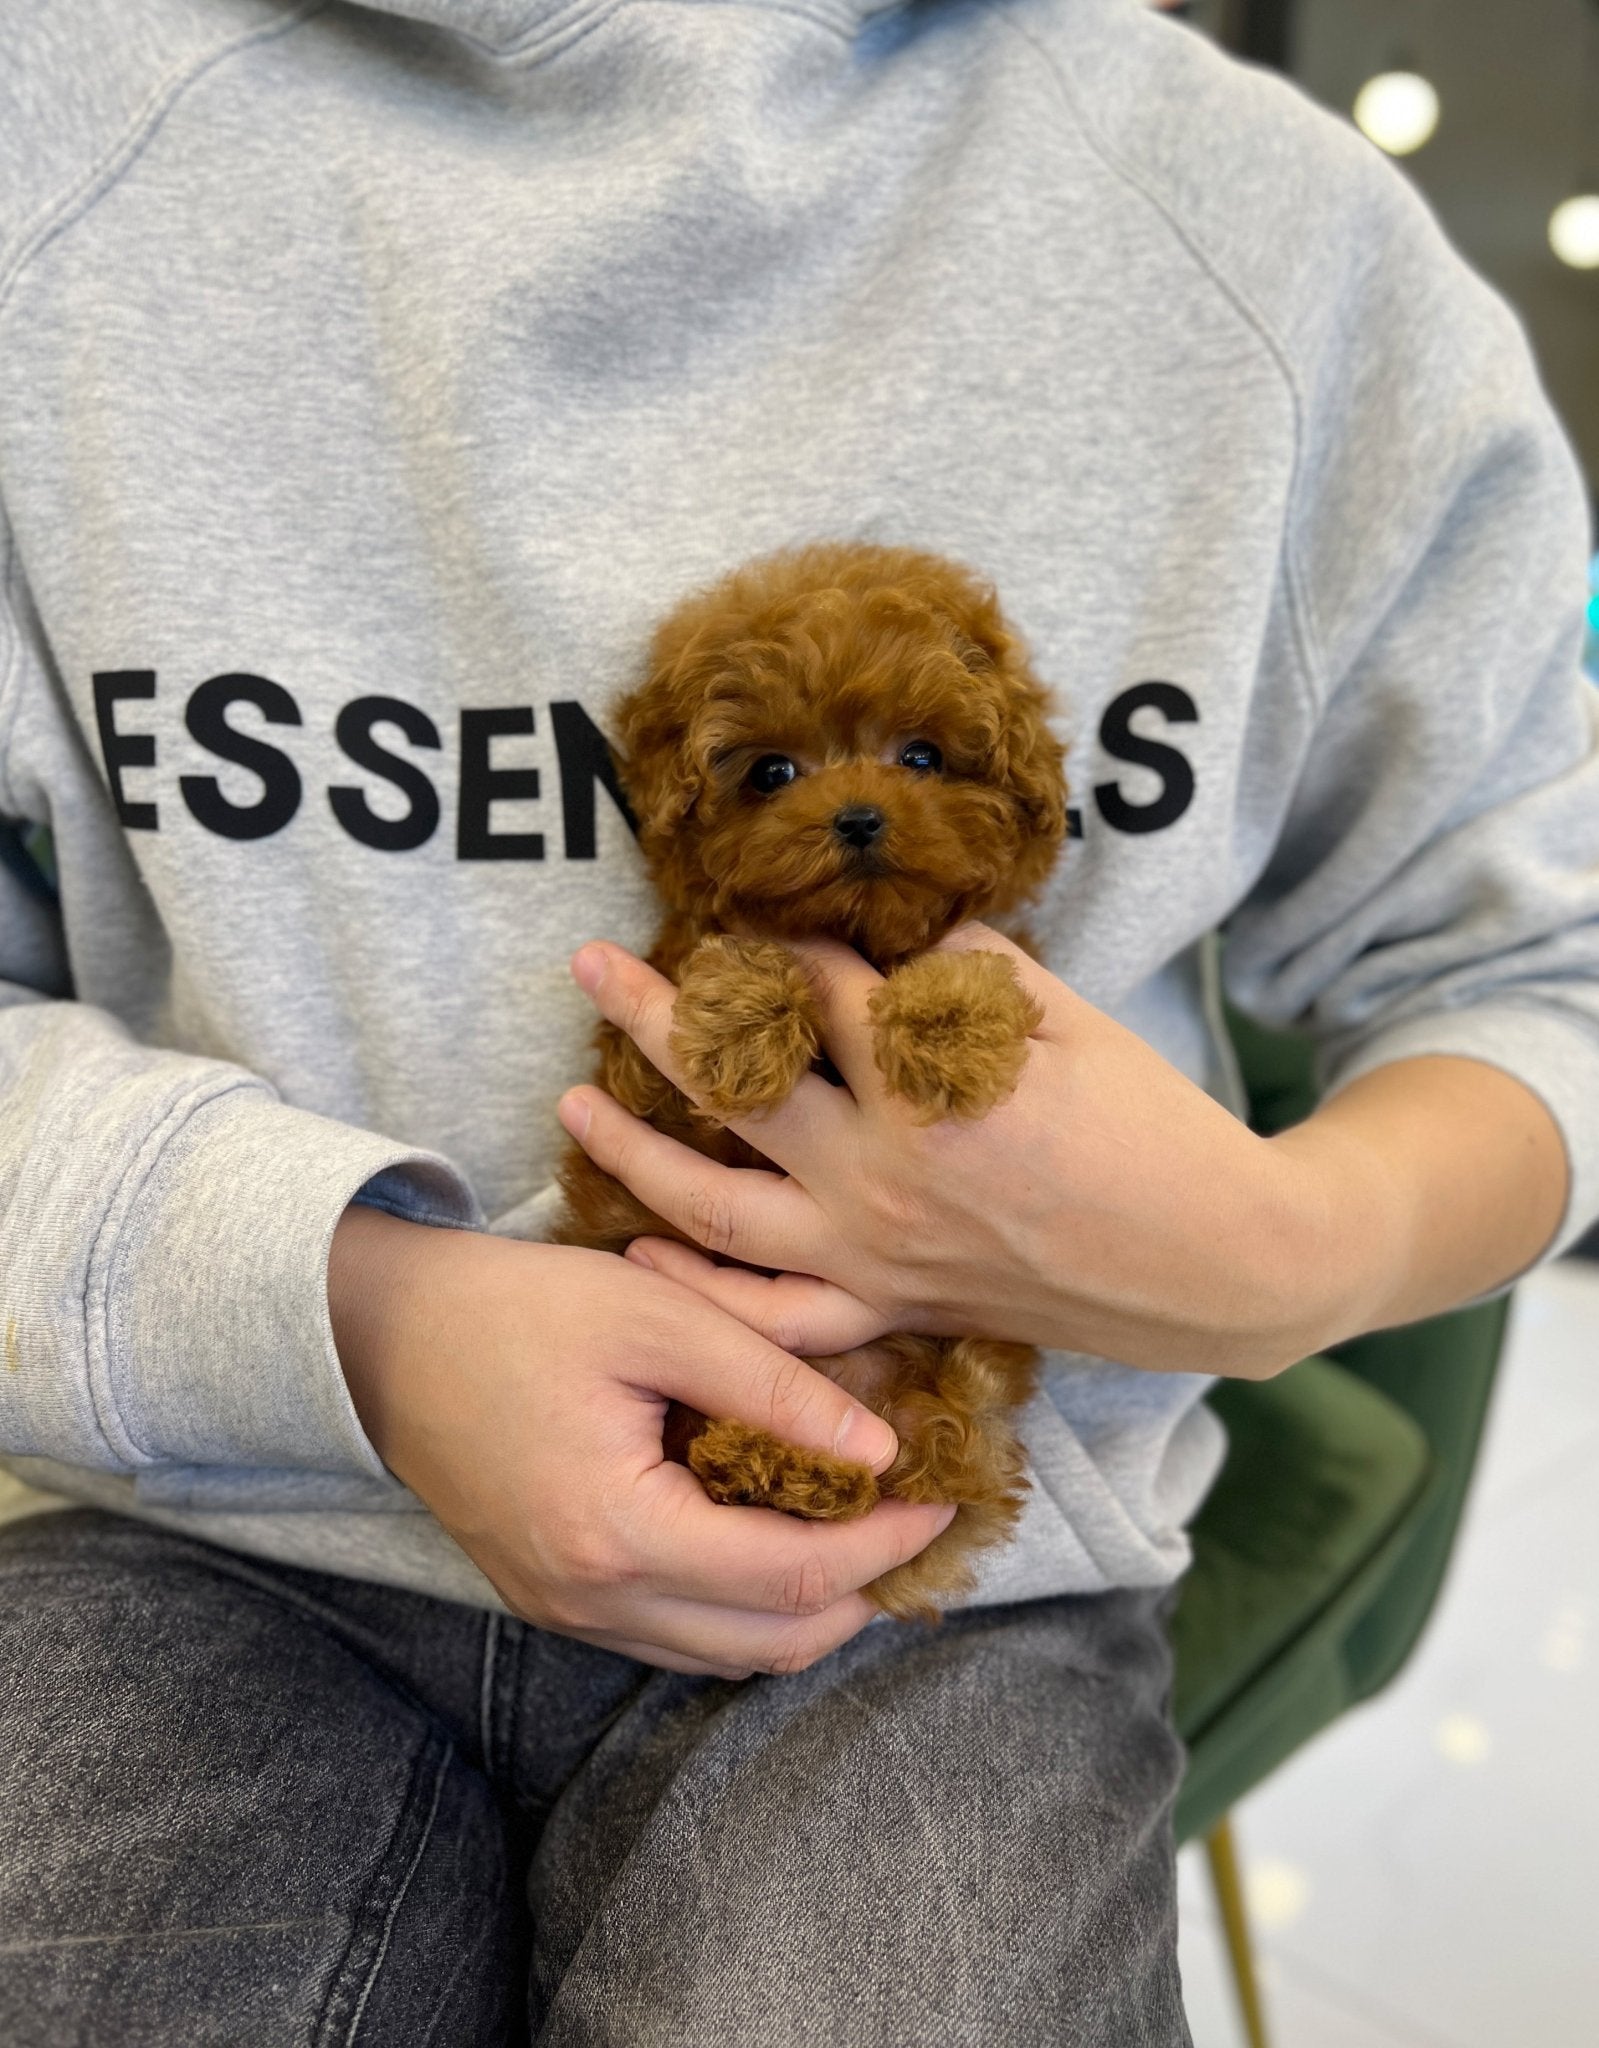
{"left": 945, "top": 575, "right": 1021, "bottom": 682}
{"left": 998, "top": 678, "right": 1070, "bottom": 856}
{"left": 613, "top": 602, "right": 717, "bottom": 848}
{"left": 613, "top": 676, "right": 699, "bottom": 847}
{"left": 941, "top": 573, "right": 1069, "bottom": 855}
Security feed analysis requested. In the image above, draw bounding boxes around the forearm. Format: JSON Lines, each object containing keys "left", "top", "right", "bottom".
{"left": 0, "top": 995, "right": 475, "bottom": 1474}
{"left": 1270, "top": 1054, "right": 1570, "bottom": 1356}
{"left": 556, "top": 933, "right": 1582, "bottom": 1383}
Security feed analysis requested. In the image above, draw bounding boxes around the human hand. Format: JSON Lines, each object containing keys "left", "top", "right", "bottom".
{"left": 328, "top": 1207, "right": 955, "bottom": 1677}
{"left": 556, "top": 925, "right": 1380, "bottom": 1380}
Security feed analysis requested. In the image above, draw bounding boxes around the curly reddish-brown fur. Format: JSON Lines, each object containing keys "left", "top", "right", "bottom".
{"left": 869, "top": 949, "right": 1047, "bottom": 1124}
{"left": 616, "top": 541, "right": 1066, "bottom": 957}
{"left": 554, "top": 541, "right": 1068, "bottom": 1620}
{"left": 687, "top": 1419, "right": 881, "bottom": 1521}
{"left": 669, "top": 935, "right": 823, "bottom": 1121}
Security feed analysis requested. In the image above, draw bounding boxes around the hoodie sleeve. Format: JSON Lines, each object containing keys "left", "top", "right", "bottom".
{"left": 1221, "top": 156, "right": 1599, "bottom": 1270}
{"left": 0, "top": 570, "right": 480, "bottom": 1481}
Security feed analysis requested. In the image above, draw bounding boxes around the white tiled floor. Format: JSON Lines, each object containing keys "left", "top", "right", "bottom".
{"left": 1177, "top": 1257, "right": 1599, "bottom": 2048}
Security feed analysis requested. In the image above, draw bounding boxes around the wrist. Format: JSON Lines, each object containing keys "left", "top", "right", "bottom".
{"left": 1262, "top": 1057, "right": 1569, "bottom": 1339}
{"left": 1259, "top": 1114, "right": 1411, "bottom": 1368}
{"left": 327, "top": 1203, "right": 446, "bottom": 1461}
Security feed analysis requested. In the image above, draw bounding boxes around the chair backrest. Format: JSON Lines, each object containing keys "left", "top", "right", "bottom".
{"left": 1224, "top": 1002, "right": 1512, "bottom": 1703}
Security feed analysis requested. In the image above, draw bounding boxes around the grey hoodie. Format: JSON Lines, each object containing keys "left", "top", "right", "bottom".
{"left": 2, "top": 0, "right": 1597, "bottom": 1611}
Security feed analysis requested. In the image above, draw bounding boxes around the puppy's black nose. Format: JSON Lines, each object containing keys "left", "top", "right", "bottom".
{"left": 833, "top": 804, "right": 886, "bottom": 850}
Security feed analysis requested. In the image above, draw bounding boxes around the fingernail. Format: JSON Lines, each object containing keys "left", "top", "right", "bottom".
{"left": 934, "top": 1505, "right": 958, "bottom": 1534}
{"left": 625, "top": 1243, "right": 655, "bottom": 1270}
{"left": 557, "top": 1091, "right": 592, "bottom": 1140}
{"left": 836, "top": 1405, "right": 896, "bottom": 1468}
{"left": 570, "top": 944, "right": 608, "bottom": 995}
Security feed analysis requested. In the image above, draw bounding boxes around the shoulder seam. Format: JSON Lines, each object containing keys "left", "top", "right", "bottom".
{"left": 0, "top": 1, "right": 329, "bottom": 328}
{"left": 0, "top": 3, "right": 331, "bottom": 811}
{"left": 981, "top": 1, "right": 1329, "bottom": 715}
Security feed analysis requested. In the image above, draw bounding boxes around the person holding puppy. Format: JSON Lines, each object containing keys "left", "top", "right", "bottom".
{"left": 2, "top": 0, "right": 1596, "bottom": 2042}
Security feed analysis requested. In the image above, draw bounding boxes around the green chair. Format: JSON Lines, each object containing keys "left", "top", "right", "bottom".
{"left": 1169, "top": 1004, "right": 1512, "bottom": 2048}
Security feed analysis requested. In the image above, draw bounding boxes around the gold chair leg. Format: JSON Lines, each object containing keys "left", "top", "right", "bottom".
{"left": 1203, "top": 1813, "right": 1272, "bottom": 2048}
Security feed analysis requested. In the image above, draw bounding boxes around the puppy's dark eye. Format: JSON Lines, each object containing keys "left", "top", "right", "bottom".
{"left": 747, "top": 754, "right": 798, "bottom": 794}
{"left": 899, "top": 740, "right": 943, "bottom": 774}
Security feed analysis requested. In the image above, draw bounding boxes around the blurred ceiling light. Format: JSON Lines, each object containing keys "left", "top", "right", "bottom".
{"left": 1353, "top": 71, "right": 1440, "bottom": 156}
{"left": 1549, "top": 193, "right": 1599, "bottom": 269}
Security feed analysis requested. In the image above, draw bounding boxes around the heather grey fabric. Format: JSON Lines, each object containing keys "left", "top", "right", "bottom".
{"left": 0, "top": 1509, "right": 1191, "bottom": 2046}
{"left": 3, "top": 0, "right": 1598, "bottom": 1608}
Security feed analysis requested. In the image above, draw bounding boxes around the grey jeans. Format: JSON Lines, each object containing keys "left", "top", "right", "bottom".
{"left": 0, "top": 1508, "right": 1192, "bottom": 2046}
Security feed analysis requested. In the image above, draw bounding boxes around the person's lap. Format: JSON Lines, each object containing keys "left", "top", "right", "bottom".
{"left": 0, "top": 1508, "right": 1191, "bottom": 2046}
{"left": 0, "top": 1508, "right": 528, "bottom": 2044}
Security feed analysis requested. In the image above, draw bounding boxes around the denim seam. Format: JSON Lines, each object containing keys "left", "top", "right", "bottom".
{"left": 479, "top": 1611, "right": 501, "bottom": 1774}
{"left": 488, "top": 1614, "right": 525, "bottom": 1789}
{"left": 313, "top": 1727, "right": 452, "bottom": 2046}
{"left": 342, "top": 1740, "right": 451, "bottom": 2045}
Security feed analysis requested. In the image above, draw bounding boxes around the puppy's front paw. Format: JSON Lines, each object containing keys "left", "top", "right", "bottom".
{"left": 669, "top": 935, "right": 821, "bottom": 1120}
{"left": 869, "top": 951, "right": 1043, "bottom": 1122}
{"left": 688, "top": 1418, "right": 879, "bottom": 1519}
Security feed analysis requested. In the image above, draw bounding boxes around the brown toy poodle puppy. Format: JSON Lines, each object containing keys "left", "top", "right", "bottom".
{"left": 556, "top": 540, "right": 1069, "bottom": 1619}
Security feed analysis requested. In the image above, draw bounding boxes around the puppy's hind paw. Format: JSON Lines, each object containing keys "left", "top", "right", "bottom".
{"left": 869, "top": 950, "right": 1043, "bottom": 1122}
{"left": 669, "top": 936, "right": 821, "bottom": 1121}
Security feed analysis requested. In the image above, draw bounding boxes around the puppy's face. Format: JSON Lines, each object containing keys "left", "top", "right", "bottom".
{"left": 618, "top": 545, "right": 1068, "bottom": 963}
